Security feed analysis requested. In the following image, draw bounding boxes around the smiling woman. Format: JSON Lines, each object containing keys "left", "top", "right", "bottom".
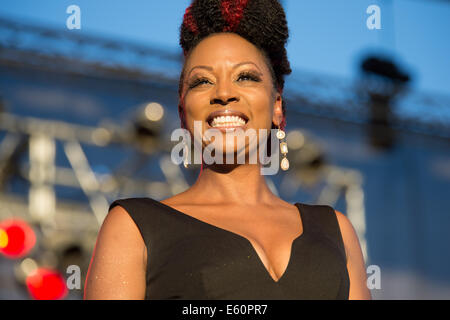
{"left": 181, "top": 33, "right": 282, "bottom": 165}
{"left": 84, "top": 0, "right": 371, "bottom": 300}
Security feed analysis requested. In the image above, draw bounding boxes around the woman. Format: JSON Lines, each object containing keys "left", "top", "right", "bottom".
{"left": 84, "top": 0, "right": 371, "bottom": 300}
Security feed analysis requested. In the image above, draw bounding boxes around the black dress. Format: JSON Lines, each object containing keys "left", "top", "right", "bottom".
{"left": 108, "top": 197, "right": 350, "bottom": 300}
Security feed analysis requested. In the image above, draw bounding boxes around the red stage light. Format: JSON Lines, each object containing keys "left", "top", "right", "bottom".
{"left": 0, "top": 218, "right": 36, "bottom": 259}
{"left": 26, "top": 268, "right": 68, "bottom": 300}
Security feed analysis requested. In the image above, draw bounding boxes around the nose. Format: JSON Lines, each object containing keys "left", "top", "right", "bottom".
{"left": 210, "top": 79, "right": 239, "bottom": 105}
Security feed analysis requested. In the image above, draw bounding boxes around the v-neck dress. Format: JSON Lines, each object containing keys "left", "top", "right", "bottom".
{"left": 108, "top": 197, "right": 350, "bottom": 300}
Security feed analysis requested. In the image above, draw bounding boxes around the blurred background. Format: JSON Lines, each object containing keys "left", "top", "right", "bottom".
{"left": 0, "top": 0, "right": 449, "bottom": 299}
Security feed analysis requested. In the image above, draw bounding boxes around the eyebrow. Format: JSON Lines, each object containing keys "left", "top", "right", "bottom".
{"left": 187, "top": 61, "right": 262, "bottom": 78}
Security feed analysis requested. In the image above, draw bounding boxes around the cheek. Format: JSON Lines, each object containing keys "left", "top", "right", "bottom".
{"left": 182, "top": 91, "right": 209, "bottom": 130}
{"left": 244, "top": 90, "right": 274, "bottom": 127}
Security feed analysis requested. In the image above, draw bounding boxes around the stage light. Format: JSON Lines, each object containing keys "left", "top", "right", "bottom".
{"left": 91, "top": 127, "right": 111, "bottom": 146}
{"left": 20, "top": 258, "right": 38, "bottom": 276}
{"left": 134, "top": 101, "right": 165, "bottom": 138}
{"left": 144, "top": 102, "right": 164, "bottom": 122}
{"left": 358, "top": 55, "right": 410, "bottom": 150}
{"left": 130, "top": 101, "right": 165, "bottom": 153}
{"left": 287, "top": 130, "right": 305, "bottom": 150}
{"left": 25, "top": 267, "right": 68, "bottom": 300}
{"left": 0, "top": 218, "right": 36, "bottom": 259}
{"left": 0, "top": 228, "right": 8, "bottom": 249}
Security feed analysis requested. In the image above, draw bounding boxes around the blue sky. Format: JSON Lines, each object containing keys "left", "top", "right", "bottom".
{"left": 0, "top": 0, "right": 449, "bottom": 94}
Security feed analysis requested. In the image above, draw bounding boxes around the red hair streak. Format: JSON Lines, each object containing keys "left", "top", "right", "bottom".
{"left": 277, "top": 87, "right": 286, "bottom": 131}
{"left": 183, "top": 5, "right": 199, "bottom": 34}
{"left": 221, "top": 0, "right": 250, "bottom": 32}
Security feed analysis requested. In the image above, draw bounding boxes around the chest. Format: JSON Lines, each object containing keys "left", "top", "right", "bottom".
{"left": 163, "top": 204, "right": 303, "bottom": 282}
{"left": 145, "top": 225, "right": 348, "bottom": 300}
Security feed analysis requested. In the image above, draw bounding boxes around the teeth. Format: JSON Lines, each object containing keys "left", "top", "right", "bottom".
{"left": 211, "top": 115, "right": 246, "bottom": 127}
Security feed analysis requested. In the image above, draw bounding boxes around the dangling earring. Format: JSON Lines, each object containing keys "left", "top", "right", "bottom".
{"left": 183, "top": 134, "right": 190, "bottom": 168}
{"left": 277, "top": 125, "right": 289, "bottom": 171}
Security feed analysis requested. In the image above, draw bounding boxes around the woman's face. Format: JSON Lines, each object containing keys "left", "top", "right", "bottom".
{"left": 180, "top": 32, "right": 282, "bottom": 162}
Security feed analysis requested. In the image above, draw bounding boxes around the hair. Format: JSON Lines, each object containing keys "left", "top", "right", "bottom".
{"left": 178, "top": 0, "right": 291, "bottom": 134}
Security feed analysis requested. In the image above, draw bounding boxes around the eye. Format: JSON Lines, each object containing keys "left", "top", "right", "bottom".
{"left": 188, "top": 77, "right": 212, "bottom": 89}
{"left": 237, "top": 71, "right": 262, "bottom": 82}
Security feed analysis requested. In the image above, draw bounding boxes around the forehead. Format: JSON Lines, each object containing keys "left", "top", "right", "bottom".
{"left": 185, "top": 33, "right": 269, "bottom": 72}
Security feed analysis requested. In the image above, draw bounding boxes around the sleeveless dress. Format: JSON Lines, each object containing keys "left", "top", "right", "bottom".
{"left": 108, "top": 197, "right": 350, "bottom": 300}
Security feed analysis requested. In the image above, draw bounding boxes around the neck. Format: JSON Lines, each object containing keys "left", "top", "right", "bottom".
{"left": 188, "top": 162, "right": 276, "bottom": 206}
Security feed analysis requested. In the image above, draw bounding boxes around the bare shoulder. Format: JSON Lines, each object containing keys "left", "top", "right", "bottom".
{"left": 333, "top": 209, "right": 372, "bottom": 300}
{"left": 83, "top": 204, "right": 147, "bottom": 299}
{"left": 160, "top": 190, "right": 198, "bottom": 206}
{"left": 99, "top": 205, "right": 146, "bottom": 253}
{"left": 334, "top": 210, "right": 358, "bottom": 257}
{"left": 333, "top": 209, "right": 364, "bottom": 264}
{"left": 160, "top": 191, "right": 222, "bottom": 209}
{"left": 160, "top": 194, "right": 185, "bottom": 206}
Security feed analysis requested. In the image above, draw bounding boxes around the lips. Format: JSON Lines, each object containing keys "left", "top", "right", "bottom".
{"left": 206, "top": 109, "right": 249, "bottom": 127}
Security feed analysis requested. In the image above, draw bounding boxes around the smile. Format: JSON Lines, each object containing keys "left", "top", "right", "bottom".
{"left": 206, "top": 110, "right": 250, "bottom": 131}
{"left": 210, "top": 115, "right": 247, "bottom": 128}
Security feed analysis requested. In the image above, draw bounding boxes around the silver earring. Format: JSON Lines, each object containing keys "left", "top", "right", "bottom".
{"left": 277, "top": 126, "right": 289, "bottom": 171}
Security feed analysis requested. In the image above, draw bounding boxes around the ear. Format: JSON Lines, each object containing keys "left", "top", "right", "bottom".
{"left": 272, "top": 92, "right": 283, "bottom": 127}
